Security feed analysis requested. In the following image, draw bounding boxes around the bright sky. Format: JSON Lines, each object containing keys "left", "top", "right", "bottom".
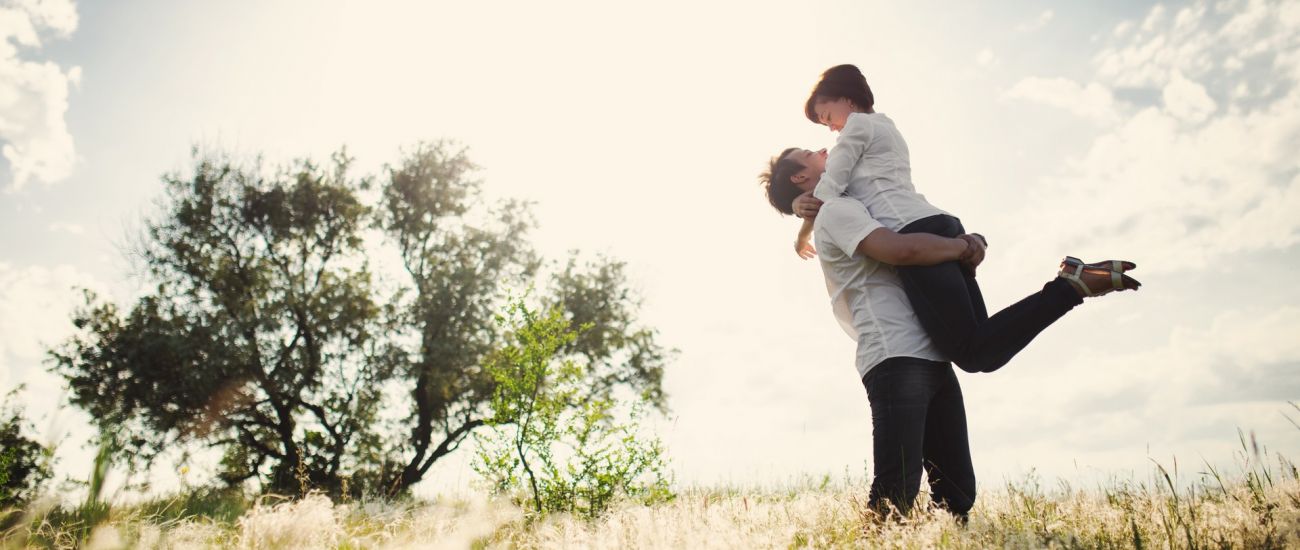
{"left": 2, "top": 0, "right": 1299, "bottom": 499}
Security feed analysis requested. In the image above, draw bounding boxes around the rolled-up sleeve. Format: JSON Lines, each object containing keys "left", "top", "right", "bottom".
{"left": 817, "top": 200, "right": 883, "bottom": 259}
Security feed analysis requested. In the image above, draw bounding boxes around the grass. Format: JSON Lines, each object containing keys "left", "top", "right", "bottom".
{"left": 2, "top": 432, "right": 1298, "bottom": 548}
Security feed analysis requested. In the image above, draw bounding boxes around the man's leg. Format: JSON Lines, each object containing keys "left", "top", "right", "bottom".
{"left": 921, "top": 365, "right": 977, "bottom": 521}
{"left": 863, "top": 357, "right": 944, "bottom": 517}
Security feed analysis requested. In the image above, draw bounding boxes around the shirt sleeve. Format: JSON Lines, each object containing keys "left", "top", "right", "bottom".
{"left": 812, "top": 113, "right": 874, "bottom": 203}
{"left": 817, "top": 199, "right": 884, "bottom": 258}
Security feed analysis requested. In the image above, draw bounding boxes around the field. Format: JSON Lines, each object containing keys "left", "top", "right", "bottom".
{"left": 4, "top": 449, "right": 1298, "bottom": 549}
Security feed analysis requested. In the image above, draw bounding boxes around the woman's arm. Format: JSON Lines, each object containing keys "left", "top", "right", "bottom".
{"left": 792, "top": 192, "right": 823, "bottom": 219}
{"left": 812, "top": 114, "right": 873, "bottom": 203}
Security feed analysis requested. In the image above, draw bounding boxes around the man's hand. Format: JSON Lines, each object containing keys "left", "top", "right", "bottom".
{"left": 957, "top": 234, "right": 987, "bottom": 277}
{"left": 792, "top": 192, "right": 823, "bottom": 219}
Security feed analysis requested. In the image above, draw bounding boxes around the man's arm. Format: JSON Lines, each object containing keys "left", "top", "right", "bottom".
{"left": 855, "top": 228, "right": 972, "bottom": 266}
{"left": 794, "top": 217, "right": 817, "bottom": 259}
{"left": 818, "top": 199, "right": 984, "bottom": 269}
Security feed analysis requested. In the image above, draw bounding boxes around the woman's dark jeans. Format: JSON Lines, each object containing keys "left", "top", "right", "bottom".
{"left": 897, "top": 214, "right": 1083, "bottom": 373}
{"left": 864, "top": 357, "right": 976, "bottom": 518}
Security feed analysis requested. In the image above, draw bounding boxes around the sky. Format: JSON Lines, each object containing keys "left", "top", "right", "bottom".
{"left": 2, "top": 0, "right": 1299, "bottom": 499}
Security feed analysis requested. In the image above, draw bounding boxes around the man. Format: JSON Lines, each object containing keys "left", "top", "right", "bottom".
{"left": 761, "top": 147, "right": 988, "bottom": 520}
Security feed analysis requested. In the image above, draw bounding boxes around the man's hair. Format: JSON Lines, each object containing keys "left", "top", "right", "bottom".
{"left": 804, "top": 64, "right": 875, "bottom": 124}
{"left": 759, "top": 147, "right": 805, "bottom": 216}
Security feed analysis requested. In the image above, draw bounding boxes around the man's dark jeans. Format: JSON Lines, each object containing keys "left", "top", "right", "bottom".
{"left": 897, "top": 214, "right": 1084, "bottom": 373}
{"left": 863, "top": 357, "right": 975, "bottom": 519}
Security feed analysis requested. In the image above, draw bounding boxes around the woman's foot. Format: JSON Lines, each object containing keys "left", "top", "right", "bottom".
{"left": 1059, "top": 256, "right": 1141, "bottom": 297}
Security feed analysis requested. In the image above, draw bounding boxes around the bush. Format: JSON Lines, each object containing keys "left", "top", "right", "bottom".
{"left": 474, "top": 299, "right": 673, "bottom": 521}
{"left": 0, "top": 390, "right": 52, "bottom": 510}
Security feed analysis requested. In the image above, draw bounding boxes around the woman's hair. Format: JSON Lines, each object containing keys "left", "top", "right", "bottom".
{"left": 804, "top": 64, "right": 875, "bottom": 124}
{"left": 759, "top": 147, "right": 805, "bottom": 216}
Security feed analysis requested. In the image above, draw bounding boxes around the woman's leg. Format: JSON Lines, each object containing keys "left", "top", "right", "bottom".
{"left": 898, "top": 215, "right": 1082, "bottom": 373}
{"left": 958, "top": 279, "right": 1081, "bottom": 372}
{"left": 897, "top": 215, "right": 986, "bottom": 370}
{"left": 895, "top": 258, "right": 984, "bottom": 371}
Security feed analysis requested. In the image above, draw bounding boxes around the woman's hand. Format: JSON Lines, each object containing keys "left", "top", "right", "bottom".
{"left": 792, "top": 192, "right": 823, "bottom": 219}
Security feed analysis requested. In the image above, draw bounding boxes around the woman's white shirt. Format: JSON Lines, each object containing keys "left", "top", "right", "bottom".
{"left": 811, "top": 112, "right": 948, "bottom": 231}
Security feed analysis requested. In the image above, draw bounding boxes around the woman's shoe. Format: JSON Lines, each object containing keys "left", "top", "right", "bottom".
{"left": 1059, "top": 256, "right": 1141, "bottom": 297}
{"left": 1080, "top": 259, "right": 1136, "bottom": 272}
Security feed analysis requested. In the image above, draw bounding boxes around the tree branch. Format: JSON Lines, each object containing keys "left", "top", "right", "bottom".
{"left": 417, "top": 417, "right": 486, "bottom": 478}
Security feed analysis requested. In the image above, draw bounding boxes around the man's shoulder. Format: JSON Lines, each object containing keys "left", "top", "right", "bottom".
{"left": 814, "top": 197, "right": 869, "bottom": 225}
{"left": 813, "top": 197, "right": 882, "bottom": 258}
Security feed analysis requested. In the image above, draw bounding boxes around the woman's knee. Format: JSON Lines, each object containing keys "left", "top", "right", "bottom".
{"left": 954, "top": 354, "right": 1009, "bottom": 374}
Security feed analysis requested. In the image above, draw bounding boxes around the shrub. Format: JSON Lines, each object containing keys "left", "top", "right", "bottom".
{"left": 0, "top": 389, "right": 52, "bottom": 511}
{"left": 474, "top": 299, "right": 673, "bottom": 521}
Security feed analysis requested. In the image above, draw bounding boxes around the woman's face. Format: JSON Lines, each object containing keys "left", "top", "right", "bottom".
{"left": 813, "top": 97, "right": 856, "bottom": 132}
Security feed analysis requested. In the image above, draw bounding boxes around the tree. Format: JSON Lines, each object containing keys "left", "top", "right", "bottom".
{"left": 49, "top": 142, "right": 669, "bottom": 496}
{"left": 52, "top": 149, "right": 382, "bottom": 494}
{"left": 374, "top": 143, "right": 669, "bottom": 496}
{"left": 0, "top": 389, "right": 52, "bottom": 510}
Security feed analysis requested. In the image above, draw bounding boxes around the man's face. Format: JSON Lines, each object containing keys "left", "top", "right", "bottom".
{"left": 788, "top": 148, "right": 828, "bottom": 191}
{"left": 813, "top": 97, "right": 856, "bottom": 132}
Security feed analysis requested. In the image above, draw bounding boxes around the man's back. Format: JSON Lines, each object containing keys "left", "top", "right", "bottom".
{"left": 813, "top": 197, "right": 945, "bottom": 378}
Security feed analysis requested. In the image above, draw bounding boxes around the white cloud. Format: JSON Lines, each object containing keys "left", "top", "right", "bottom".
{"left": 1095, "top": 0, "right": 1297, "bottom": 89}
{"left": 1162, "top": 70, "right": 1216, "bottom": 123}
{"left": 1003, "top": 77, "right": 1116, "bottom": 123}
{"left": 1072, "top": 307, "right": 1300, "bottom": 413}
{"left": 1001, "top": 0, "right": 1300, "bottom": 275}
{"left": 974, "top": 3, "right": 1300, "bottom": 476}
{"left": 964, "top": 304, "right": 1300, "bottom": 478}
{"left": 1015, "top": 10, "right": 1054, "bottom": 32}
{"left": 47, "top": 220, "right": 82, "bottom": 234}
{"left": 0, "top": 0, "right": 80, "bottom": 192}
{"left": 1113, "top": 20, "right": 1134, "bottom": 38}
{"left": 0, "top": 261, "right": 105, "bottom": 495}
{"left": 1142, "top": 4, "right": 1167, "bottom": 33}
{"left": 976, "top": 48, "right": 999, "bottom": 68}
{"left": 0, "top": 261, "right": 100, "bottom": 412}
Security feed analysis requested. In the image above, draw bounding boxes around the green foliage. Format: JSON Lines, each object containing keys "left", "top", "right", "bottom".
{"left": 0, "top": 390, "right": 51, "bottom": 511}
{"left": 50, "top": 149, "right": 383, "bottom": 496}
{"left": 132, "top": 486, "right": 249, "bottom": 524}
{"left": 474, "top": 299, "right": 673, "bottom": 521}
{"left": 78, "top": 436, "right": 115, "bottom": 528}
{"left": 47, "top": 141, "right": 671, "bottom": 498}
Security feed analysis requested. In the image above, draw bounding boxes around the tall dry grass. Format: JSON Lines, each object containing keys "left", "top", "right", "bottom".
{"left": 5, "top": 421, "right": 1299, "bottom": 549}
{"left": 4, "top": 450, "right": 1298, "bottom": 549}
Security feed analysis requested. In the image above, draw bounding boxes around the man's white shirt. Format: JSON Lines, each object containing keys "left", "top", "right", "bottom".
{"left": 813, "top": 197, "right": 946, "bottom": 379}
